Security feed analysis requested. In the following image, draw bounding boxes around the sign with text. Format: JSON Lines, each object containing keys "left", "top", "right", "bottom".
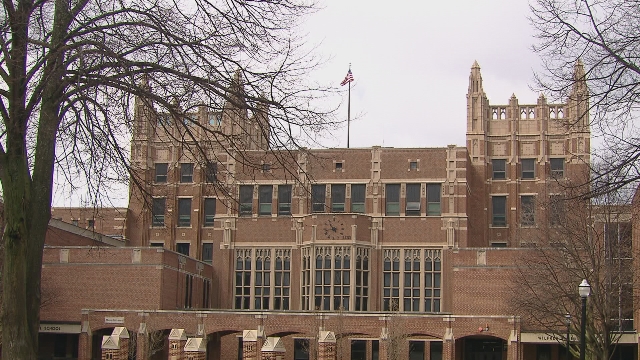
{"left": 104, "top": 316, "right": 125, "bottom": 324}
{"left": 39, "top": 323, "right": 81, "bottom": 333}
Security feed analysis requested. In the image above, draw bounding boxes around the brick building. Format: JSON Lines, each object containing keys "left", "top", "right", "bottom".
{"left": 40, "top": 62, "right": 637, "bottom": 360}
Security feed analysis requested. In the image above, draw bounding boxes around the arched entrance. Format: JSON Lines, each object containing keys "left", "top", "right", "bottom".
{"left": 460, "top": 336, "right": 505, "bottom": 360}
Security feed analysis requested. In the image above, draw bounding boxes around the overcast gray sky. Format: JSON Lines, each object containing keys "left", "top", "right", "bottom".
{"left": 305, "top": 0, "right": 543, "bottom": 149}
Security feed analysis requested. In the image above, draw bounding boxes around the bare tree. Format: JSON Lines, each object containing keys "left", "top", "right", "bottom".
{"left": 0, "top": 0, "right": 336, "bottom": 358}
{"left": 530, "top": 0, "right": 640, "bottom": 195}
{"left": 511, "top": 190, "right": 636, "bottom": 360}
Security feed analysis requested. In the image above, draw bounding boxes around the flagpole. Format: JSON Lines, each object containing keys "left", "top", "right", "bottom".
{"left": 347, "top": 80, "right": 351, "bottom": 148}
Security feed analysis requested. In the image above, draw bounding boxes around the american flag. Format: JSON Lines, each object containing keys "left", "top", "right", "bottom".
{"left": 340, "top": 69, "right": 354, "bottom": 86}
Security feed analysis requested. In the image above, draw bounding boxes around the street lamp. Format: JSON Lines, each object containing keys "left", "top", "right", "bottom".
{"left": 565, "top": 313, "right": 571, "bottom": 360}
{"left": 578, "top": 279, "right": 591, "bottom": 360}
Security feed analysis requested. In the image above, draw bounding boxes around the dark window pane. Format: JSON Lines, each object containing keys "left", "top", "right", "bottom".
{"left": 155, "top": 163, "right": 168, "bottom": 183}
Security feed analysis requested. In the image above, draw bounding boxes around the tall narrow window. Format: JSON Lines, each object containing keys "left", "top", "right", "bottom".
{"left": 492, "top": 196, "right": 507, "bottom": 227}
{"left": 521, "top": 159, "right": 535, "bottom": 179}
{"left": 404, "top": 250, "right": 421, "bottom": 311}
{"left": 355, "top": 248, "right": 369, "bottom": 311}
{"left": 314, "top": 253, "right": 331, "bottom": 310}
{"left": 152, "top": 198, "right": 166, "bottom": 227}
{"left": 180, "top": 163, "right": 194, "bottom": 183}
{"left": 203, "top": 279, "right": 211, "bottom": 308}
{"left": 521, "top": 196, "right": 535, "bottom": 226}
{"left": 383, "top": 249, "right": 400, "bottom": 311}
{"left": 239, "top": 185, "right": 253, "bottom": 216}
{"left": 427, "top": 184, "right": 441, "bottom": 216}
{"left": 550, "top": 158, "right": 565, "bottom": 178}
{"left": 333, "top": 252, "right": 350, "bottom": 310}
{"left": 294, "top": 339, "right": 310, "bottom": 360}
{"left": 205, "top": 162, "right": 217, "bottom": 183}
{"left": 258, "top": 185, "right": 273, "bottom": 216}
{"left": 203, "top": 198, "right": 216, "bottom": 227}
{"left": 235, "top": 250, "right": 251, "bottom": 309}
{"left": 184, "top": 274, "right": 193, "bottom": 308}
{"left": 331, "top": 184, "right": 346, "bottom": 212}
{"left": 178, "top": 198, "right": 192, "bottom": 227}
{"left": 351, "top": 340, "right": 366, "bottom": 360}
{"left": 385, "top": 184, "right": 400, "bottom": 216}
{"left": 312, "top": 184, "right": 326, "bottom": 213}
{"left": 202, "top": 243, "right": 213, "bottom": 263}
{"left": 405, "top": 184, "right": 421, "bottom": 216}
{"left": 278, "top": 185, "right": 292, "bottom": 216}
{"left": 155, "top": 163, "right": 168, "bottom": 183}
{"left": 301, "top": 248, "right": 311, "bottom": 310}
{"left": 274, "top": 250, "right": 291, "bottom": 310}
{"left": 424, "top": 250, "right": 442, "bottom": 312}
{"left": 254, "top": 250, "right": 271, "bottom": 310}
{"left": 350, "top": 184, "right": 366, "bottom": 213}
{"left": 492, "top": 159, "right": 506, "bottom": 179}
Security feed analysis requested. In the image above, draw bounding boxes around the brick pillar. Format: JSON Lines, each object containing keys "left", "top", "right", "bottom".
{"left": 318, "top": 331, "right": 336, "bottom": 360}
{"left": 184, "top": 337, "right": 207, "bottom": 360}
{"left": 507, "top": 329, "right": 519, "bottom": 360}
{"left": 425, "top": 341, "right": 431, "bottom": 360}
{"left": 101, "top": 327, "right": 130, "bottom": 360}
{"left": 78, "top": 327, "right": 92, "bottom": 360}
{"left": 442, "top": 328, "right": 454, "bottom": 360}
{"left": 169, "top": 329, "right": 188, "bottom": 360}
{"left": 379, "top": 326, "right": 389, "bottom": 360}
{"left": 136, "top": 325, "right": 148, "bottom": 360}
{"left": 261, "top": 337, "right": 285, "bottom": 360}
{"left": 242, "top": 330, "right": 259, "bottom": 360}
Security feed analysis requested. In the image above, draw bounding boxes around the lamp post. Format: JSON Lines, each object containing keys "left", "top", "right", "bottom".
{"left": 565, "top": 313, "right": 571, "bottom": 360}
{"left": 579, "top": 279, "right": 591, "bottom": 360}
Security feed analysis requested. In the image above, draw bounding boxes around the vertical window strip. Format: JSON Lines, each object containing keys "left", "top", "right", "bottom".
{"left": 383, "top": 249, "right": 400, "bottom": 311}
{"left": 403, "top": 249, "right": 421, "bottom": 311}
{"left": 355, "top": 247, "right": 369, "bottom": 311}
{"left": 254, "top": 249, "right": 271, "bottom": 310}
{"left": 234, "top": 249, "right": 252, "bottom": 309}
{"left": 301, "top": 247, "right": 311, "bottom": 310}
{"left": 274, "top": 249, "right": 291, "bottom": 310}
{"left": 424, "top": 249, "right": 442, "bottom": 312}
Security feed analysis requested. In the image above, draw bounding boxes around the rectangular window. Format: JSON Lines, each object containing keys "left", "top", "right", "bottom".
{"left": 409, "top": 341, "right": 425, "bottom": 360}
{"left": 178, "top": 198, "right": 192, "bottom": 227}
{"left": 427, "top": 184, "right": 441, "bottom": 216}
{"left": 180, "top": 163, "right": 194, "bottom": 183}
{"left": 521, "top": 195, "right": 535, "bottom": 226}
{"left": 254, "top": 253, "right": 271, "bottom": 310}
{"left": 239, "top": 185, "right": 253, "bottom": 216}
{"left": 492, "top": 159, "right": 506, "bottom": 179}
{"left": 521, "top": 159, "right": 535, "bottom": 179}
{"left": 202, "top": 243, "right": 213, "bottom": 263}
{"left": 203, "top": 279, "right": 210, "bottom": 308}
{"left": 184, "top": 274, "right": 193, "bottom": 308}
{"left": 350, "top": 184, "right": 366, "bottom": 213}
{"left": 355, "top": 249, "right": 369, "bottom": 311}
{"left": 176, "top": 243, "right": 190, "bottom": 256}
{"left": 155, "top": 163, "right": 168, "bottom": 183}
{"left": 385, "top": 184, "right": 400, "bottom": 216}
{"left": 152, "top": 198, "right": 166, "bottom": 227}
{"left": 258, "top": 185, "right": 273, "bottom": 216}
{"left": 312, "top": 184, "right": 326, "bottom": 213}
{"left": 203, "top": 198, "right": 216, "bottom": 227}
{"left": 492, "top": 196, "right": 507, "bottom": 227}
{"left": 404, "top": 250, "right": 421, "bottom": 311}
{"left": 550, "top": 158, "right": 564, "bottom": 178}
{"left": 406, "top": 183, "right": 421, "bottom": 216}
{"left": 331, "top": 184, "right": 346, "bottom": 212}
{"left": 205, "top": 162, "right": 217, "bottom": 183}
{"left": 278, "top": 185, "right": 292, "bottom": 216}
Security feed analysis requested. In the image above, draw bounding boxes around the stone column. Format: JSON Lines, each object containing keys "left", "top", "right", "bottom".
{"left": 379, "top": 326, "right": 389, "bottom": 360}
{"left": 261, "top": 337, "right": 285, "bottom": 360}
{"left": 242, "top": 330, "right": 259, "bottom": 360}
{"left": 442, "top": 328, "right": 455, "bottom": 360}
{"left": 317, "top": 331, "right": 336, "bottom": 360}
{"left": 169, "top": 329, "right": 188, "bottom": 360}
